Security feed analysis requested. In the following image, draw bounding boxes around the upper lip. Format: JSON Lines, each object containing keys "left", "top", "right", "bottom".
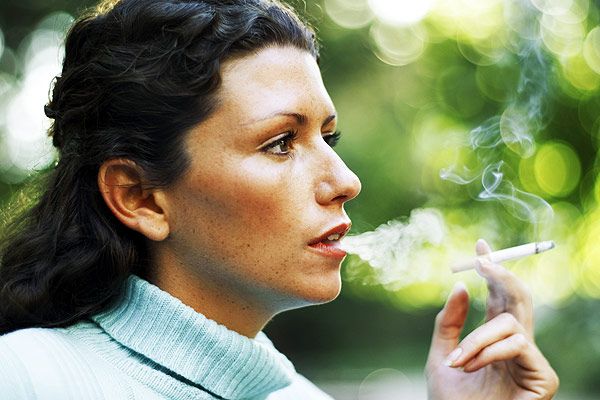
{"left": 308, "top": 222, "right": 351, "bottom": 245}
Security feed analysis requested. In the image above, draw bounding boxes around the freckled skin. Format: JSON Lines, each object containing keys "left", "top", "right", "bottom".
{"left": 149, "top": 46, "right": 361, "bottom": 337}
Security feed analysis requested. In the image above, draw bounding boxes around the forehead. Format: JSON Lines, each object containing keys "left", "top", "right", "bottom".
{"left": 216, "top": 46, "right": 334, "bottom": 122}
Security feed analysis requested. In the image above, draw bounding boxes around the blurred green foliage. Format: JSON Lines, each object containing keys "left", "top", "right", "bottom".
{"left": 2, "top": 0, "right": 600, "bottom": 396}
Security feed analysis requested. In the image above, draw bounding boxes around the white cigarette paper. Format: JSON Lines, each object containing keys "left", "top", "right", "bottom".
{"left": 451, "top": 241, "right": 556, "bottom": 273}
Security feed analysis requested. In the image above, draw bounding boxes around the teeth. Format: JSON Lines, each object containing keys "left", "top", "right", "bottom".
{"left": 327, "top": 233, "right": 341, "bottom": 241}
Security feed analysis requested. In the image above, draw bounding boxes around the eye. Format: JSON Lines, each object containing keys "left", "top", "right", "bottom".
{"left": 323, "top": 130, "right": 342, "bottom": 147}
{"left": 262, "top": 131, "right": 297, "bottom": 156}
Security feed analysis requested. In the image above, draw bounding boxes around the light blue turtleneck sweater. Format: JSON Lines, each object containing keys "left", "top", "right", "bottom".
{"left": 0, "top": 275, "right": 333, "bottom": 400}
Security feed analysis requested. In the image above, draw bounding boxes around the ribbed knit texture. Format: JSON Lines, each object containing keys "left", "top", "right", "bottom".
{"left": 0, "top": 275, "right": 334, "bottom": 400}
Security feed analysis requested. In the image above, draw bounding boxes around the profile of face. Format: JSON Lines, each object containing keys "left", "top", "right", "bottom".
{"left": 149, "top": 46, "right": 361, "bottom": 317}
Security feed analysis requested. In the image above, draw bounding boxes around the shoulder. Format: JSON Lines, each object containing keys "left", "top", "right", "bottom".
{"left": 0, "top": 327, "right": 72, "bottom": 367}
{"left": 0, "top": 326, "right": 84, "bottom": 366}
{"left": 0, "top": 328, "right": 70, "bottom": 399}
{"left": 1, "top": 325, "right": 69, "bottom": 348}
{"left": 0, "top": 325, "right": 125, "bottom": 399}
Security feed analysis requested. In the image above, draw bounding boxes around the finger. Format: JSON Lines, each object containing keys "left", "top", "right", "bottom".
{"left": 462, "top": 333, "right": 542, "bottom": 372}
{"left": 475, "top": 238, "right": 492, "bottom": 256}
{"left": 445, "top": 312, "right": 526, "bottom": 368}
{"left": 476, "top": 256, "right": 533, "bottom": 335}
{"left": 478, "top": 258, "right": 534, "bottom": 334}
{"left": 428, "top": 282, "right": 469, "bottom": 365}
{"left": 463, "top": 333, "right": 560, "bottom": 400}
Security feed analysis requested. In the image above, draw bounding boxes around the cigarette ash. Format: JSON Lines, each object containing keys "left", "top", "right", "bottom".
{"left": 340, "top": 209, "right": 445, "bottom": 286}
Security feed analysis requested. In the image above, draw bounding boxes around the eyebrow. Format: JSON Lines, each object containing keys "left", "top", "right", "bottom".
{"left": 244, "top": 112, "right": 337, "bottom": 127}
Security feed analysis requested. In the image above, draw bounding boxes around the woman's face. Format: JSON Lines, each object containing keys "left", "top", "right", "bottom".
{"left": 160, "top": 46, "right": 361, "bottom": 312}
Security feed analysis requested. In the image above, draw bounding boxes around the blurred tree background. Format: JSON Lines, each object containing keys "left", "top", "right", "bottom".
{"left": 1, "top": 0, "right": 600, "bottom": 398}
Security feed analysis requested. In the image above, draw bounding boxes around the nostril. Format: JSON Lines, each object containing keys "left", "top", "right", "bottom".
{"left": 331, "top": 194, "right": 348, "bottom": 203}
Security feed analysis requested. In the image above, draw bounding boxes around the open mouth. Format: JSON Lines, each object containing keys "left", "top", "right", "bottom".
{"left": 320, "top": 232, "right": 343, "bottom": 244}
{"left": 308, "top": 224, "right": 350, "bottom": 258}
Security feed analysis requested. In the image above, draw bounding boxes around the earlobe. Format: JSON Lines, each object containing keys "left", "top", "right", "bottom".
{"left": 140, "top": 216, "right": 170, "bottom": 241}
{"left": 98, "top": 159, "right": 170, "bottom": 241}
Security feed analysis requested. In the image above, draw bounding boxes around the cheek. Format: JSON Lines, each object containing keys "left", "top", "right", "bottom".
{"left": 231, "top": 159, "right": 309, "bottom": 232}
{"left": 181, "top": 157, "right": 311, "bottom": 246}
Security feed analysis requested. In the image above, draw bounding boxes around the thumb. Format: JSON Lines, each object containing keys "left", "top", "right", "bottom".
{"left": 428, "top": 282, "right": 470, "bottom": 365}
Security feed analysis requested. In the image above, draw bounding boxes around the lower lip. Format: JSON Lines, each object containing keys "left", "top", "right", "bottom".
{"left": 308, "top": 242, "right": 347, "bottom": 259}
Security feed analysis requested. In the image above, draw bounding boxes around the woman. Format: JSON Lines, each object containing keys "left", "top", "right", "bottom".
{"left": 0, "top": 0, "right": 558, "bottom": 398}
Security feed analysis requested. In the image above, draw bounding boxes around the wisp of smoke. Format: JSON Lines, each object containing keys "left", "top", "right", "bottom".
{"left": 340, "top": 209, "right": 446, "bottom": 286}
{"left": 341, "top": 1, "right": 556, "bottom": 289}
{"left": 440, "top": 0, "right": 554, "bottom": 226}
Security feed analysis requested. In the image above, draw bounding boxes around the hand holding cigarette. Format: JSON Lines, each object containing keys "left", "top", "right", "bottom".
{"left": 451, "top": 240, "right": 556, "bottom": 273}
{"left": 426, "top": 239, "right": 559, "bottom": 400}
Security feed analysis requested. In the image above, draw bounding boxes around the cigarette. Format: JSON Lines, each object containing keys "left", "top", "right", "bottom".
{"left": 451, "top": 241, "right": 556, "bottom": 273}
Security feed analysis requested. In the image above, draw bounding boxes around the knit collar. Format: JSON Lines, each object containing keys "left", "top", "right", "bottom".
{"left": 92, "top": 275, "right": 295, "bottom": 399}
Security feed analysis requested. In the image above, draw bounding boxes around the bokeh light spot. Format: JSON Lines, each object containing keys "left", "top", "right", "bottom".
{"left": 457, "top": 38, "right": 507, "bottom": 67}
{"left": 561, "top": 53, "right": 600, "bottom": 91}
{"left": 430, "top": 0, "right": 504, "bottom": 41}
{"left": 358, "top": 368, "right": 416, "bottom": 400}
{"left": 519, "top": 156, "right": 544, "bottom": 196}
{"left": 531, "top": 0, "right": 588, "bottom": 21}
{"left": 324, "top": 0, "right": 374, "bottom": 29}
{"left": 540, "top": 13, "right": 586, "bottom": 57}
{"left": 370, "top": 23, "right": 425, "bottom": 66}
{"left": 583, "top": 26, "right": 600, "bottom": 75}
{"left": 367, "top": 0, "right": 434, "bottom": 27}
{"left": 37, "top": 11, "right": 74, "bottom": 33}
{"left": 0, "top": 12, "right": 72, "bottom": 184}
{"left": 534, "top": 141, "right": 581, "bottom": 197}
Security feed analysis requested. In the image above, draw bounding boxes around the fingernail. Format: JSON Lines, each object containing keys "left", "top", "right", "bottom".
{"left": 444, "top": 348, "right": 462, "bottom": 367}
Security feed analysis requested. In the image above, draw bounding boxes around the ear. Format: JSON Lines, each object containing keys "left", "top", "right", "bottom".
{"left": 98, "top": 158, "right": 170, "bottom": 241}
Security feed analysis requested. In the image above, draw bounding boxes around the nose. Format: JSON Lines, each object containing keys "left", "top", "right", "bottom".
{"left": 315, "top": 145, "right": 362, "bottom": 206}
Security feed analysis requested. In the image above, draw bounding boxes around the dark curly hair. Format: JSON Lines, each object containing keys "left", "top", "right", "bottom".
{"left": 0, "top": 0, "right": 318, "bottom": 334}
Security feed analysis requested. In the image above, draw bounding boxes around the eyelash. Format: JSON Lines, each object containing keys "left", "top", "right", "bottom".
{"left": 262, "top": 130, "right": 342, "bottom": 157}
{"left": 323, "top": 131, "right": 342, "bottom": 147}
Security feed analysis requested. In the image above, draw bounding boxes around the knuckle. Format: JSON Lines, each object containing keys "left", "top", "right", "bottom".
{"left": 460, "top": 336, "right": 478, "bottom": 353}
{"left": 497, "top": 312, "right": 518, "bottom": 327}
{"left": 511, "top": 333, "right": 528, "bottom": 350}
{"left": 542, "top": 370, "right": 560, "bottom": 398}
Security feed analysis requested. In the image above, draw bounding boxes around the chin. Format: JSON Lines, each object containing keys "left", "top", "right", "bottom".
{"left": 298, "top": 274, "right": 342, "bottom": 306}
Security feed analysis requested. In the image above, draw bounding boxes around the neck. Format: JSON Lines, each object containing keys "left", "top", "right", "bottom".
{"left": 145, "top": 250, "right": 276, "bottom": 338}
